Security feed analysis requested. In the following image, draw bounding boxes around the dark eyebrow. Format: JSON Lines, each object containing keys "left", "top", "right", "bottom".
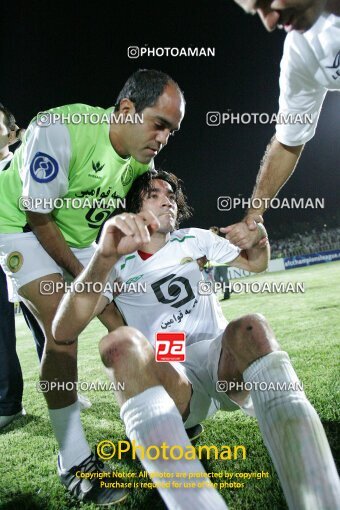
{"left": 149, "top": 186, "right": 175, "bottom": 194}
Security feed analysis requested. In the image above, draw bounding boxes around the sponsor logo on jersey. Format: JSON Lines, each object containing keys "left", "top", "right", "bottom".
{"left": 6, "top": 251, "right": 24, "bottom": 273}
{"left": 92, "top": 160, "right": 105, "bottom": 173}
{"left": 121, "top": 164, "right": 134, "bottom": 186}
{"left": 151, "top": 274, "right": 195, "bottom": 308}
{"left": 155, "top": 332, "right": 186, "bottom": 362}
{"left": 30, "top": 152, "right": 59, "bottom": 183}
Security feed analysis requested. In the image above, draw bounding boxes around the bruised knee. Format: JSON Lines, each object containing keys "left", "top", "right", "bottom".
{"left": 99, "top": 326, "right": 151, "bottom": 368}
{"left": 222, "top": 314, "right": 280, "bottom": 373}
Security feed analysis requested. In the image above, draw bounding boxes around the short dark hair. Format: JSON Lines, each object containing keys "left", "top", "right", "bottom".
{"left": 115, "top": 69, "right": 184, "bottom": 113}
{"left": 125, "top": 169, "right": 193, "bottom": 229}
{"left": 0, "top": 103, "right": 16, "bottom": 131}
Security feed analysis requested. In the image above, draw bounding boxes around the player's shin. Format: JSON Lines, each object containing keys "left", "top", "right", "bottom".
{"left": 121, "top": 385, "right": 228, "bottom": 509}
{"left": 243, "top": 351, "right": 340, "bottom": 510}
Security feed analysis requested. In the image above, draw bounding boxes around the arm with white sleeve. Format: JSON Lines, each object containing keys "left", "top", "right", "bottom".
{"left": 52, "top": 211, "right": 160, "bottom": 343}
{"left": 245, "top": 33, "right": 327, "bottom": 224}
{"left": 21, "top": 120, "right": 83, "bottom": 277}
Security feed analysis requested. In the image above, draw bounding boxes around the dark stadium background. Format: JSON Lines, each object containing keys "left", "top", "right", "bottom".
{"left": 1, "top": 0, "right": 339, "bottom": 239}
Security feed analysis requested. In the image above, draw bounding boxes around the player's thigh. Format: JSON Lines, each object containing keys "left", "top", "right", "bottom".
{"left": 0, "top": 231, "right": 63, "bottom": 302}
{"left": 19, "top": 274, "right": 65, "bottom": 344}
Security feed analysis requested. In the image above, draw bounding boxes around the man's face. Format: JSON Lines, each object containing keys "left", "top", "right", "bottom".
{"left": 140, "top": 179, "right": 178, "bottom": 233}
{"left": 0, "top": 112, "right": 10, "bottom": 151}
{"left": 0, "top": 111, "right": 21, "bottom": 151}
{"left": 234, "top": 0, "right": 327, "bottom": 32}
{"left": 118, "top": 84, "right": 185, "bottom": 164}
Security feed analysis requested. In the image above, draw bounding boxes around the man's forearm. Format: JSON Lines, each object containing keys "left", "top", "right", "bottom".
{"left": 98, "top": 301, "right": 125, "bottom": 332}
{"left": 27, "top": 211, "right": 83, "bottom": 277}
{"left": 244, "top": 242, "right": 270, "bottom": 273}
{"left": 248, "top": 136, "right": 304, "bottom": 217}
{"left": 52, "top": 250, "right": 119, "bottom": 342}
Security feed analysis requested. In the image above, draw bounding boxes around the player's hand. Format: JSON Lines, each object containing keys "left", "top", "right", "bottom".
{"left": 244, "top": 213, "right": 264, "bottom": 230}
{"left": 220, "top": 221, "right": 267, "bottom": 250}
{"left": 98, "top": 211, "right": 160, "bottom": 258}
{"left": 243, "top": 214, "right": 268, "bottom": 247}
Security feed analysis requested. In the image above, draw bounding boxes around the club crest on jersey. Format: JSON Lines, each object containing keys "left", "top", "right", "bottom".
{"left": 30, "top": 152, "right": 59, "bottom": 183}
{"left": 180, "top": 257, "right": 193, "bottom": 265}
{"left": 121, "top": 165, "right": 134, "bottom": 186}
{"left": 6, "top": 251, "right": 24, "bottom": 273}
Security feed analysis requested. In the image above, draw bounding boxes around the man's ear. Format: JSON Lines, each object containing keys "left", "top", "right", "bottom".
{"left": 117, "top": 98, "right": 136, "bottom": 115}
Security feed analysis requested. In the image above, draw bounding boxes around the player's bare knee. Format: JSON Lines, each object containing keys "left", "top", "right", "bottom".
{"left": 53, "top": 335, "right": 77, "bottom": 346}
{"left": 223, "top": 314, "right": 280, "bottom": 368}
{"left": 99, "top": 326, "right": 150, "bottom": 368}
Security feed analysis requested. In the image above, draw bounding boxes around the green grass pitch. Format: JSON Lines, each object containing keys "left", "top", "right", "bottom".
{"left": 0, "top": 261, "right": 339, "bottom": 510}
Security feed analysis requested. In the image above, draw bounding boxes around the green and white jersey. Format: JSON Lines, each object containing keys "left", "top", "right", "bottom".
{"left": 0, "top": 104, "right": 152, "bottom": 248}
{"left": 112, "top": 228, "right": 240, "bottom": 346}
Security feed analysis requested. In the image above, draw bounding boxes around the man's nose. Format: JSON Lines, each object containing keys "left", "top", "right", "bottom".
{"left": 162, "top": 195, "right": 173, "bottom": 206}
{"left": 155, "top": 129, "right": 171, "bottom": 146}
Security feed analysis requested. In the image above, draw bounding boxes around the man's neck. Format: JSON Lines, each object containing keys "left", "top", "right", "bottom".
{"left": 139, "top": 231, "right": 170, "bottom": 254}
{"left": 0, "top": 147, "right": 10, "bottom": 161}
{"left": 109, "top": 119, "right": 129, "bottom": 158}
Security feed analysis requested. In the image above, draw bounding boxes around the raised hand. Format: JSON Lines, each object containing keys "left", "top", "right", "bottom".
{"left": 97, "top": 211, "right": 160, "bottom": 258}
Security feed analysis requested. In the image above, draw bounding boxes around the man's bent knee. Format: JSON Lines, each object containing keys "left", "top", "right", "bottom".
{"left": 223, "top": 314, "right": 281, "bottom": 373}
{"left": 99, "top": 326, "right": 151, "bottom": 368}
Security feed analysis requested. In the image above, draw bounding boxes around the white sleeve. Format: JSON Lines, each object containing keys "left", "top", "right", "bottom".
{"left": 20, "top": 120, "right": 71, "bottom": 213}
{"left": 195, "top": 229, "right": 241, "bottom": 264}
{"left": 275, "top": 34, "right": 327, "bottom": 147}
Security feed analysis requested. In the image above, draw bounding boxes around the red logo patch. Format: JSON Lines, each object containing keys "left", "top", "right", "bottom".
{"left": 155, "top": 332, "right": 186, "bottom": 362}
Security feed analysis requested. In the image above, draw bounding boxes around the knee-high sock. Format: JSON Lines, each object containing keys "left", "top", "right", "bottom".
{"left": 243, "top": 351, "right": 340, "bottom": 510}
{"left": 121, "top": 385, "right": 227, "bottom": 510}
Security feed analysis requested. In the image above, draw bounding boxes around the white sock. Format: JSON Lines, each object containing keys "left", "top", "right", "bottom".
{"left": 121, "top": 385, "right": 227, "bottom": 510}
{"left": 49, "top": 401, "right": 91, "bottom": 470}
{"left": 243, "top": 351, "right": 340, "bottom": 510}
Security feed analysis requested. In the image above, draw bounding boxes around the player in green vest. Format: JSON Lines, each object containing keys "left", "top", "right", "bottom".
{"left": 0, "top": 69, "right": 185, "bottom": 505}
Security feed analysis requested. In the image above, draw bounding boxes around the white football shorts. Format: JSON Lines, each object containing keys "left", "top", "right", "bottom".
{"left": 172, "top": 333, "right": 255, "bottom": 428}
{"left": 0, "top": 232, "right": 110, "bottom": 302}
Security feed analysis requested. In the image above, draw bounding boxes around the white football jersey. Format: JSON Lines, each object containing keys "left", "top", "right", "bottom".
{"left": 112, "top": 228, "right": 240, "bottom": 346}
{"left": 276, "top": 13, "right": 340, "bottom": 146}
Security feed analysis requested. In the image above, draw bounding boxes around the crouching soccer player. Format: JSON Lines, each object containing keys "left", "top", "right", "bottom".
{"left": 53, "top": 171, "right": 340, "bottom": 509}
